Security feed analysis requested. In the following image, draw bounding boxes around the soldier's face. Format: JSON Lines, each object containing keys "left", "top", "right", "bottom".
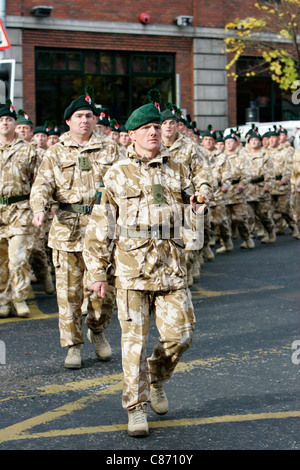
{"left": 269, "top": 135, "right": 279, "bottom": 148}
{"left": 66, "top": 110, "right": 95, "bottom": 138}
{"left": 161, "top": 119, "right": 177, "bottom": 140}
{"left": 225, "top": 138, "right": 237, "bottom": 152}
{"left": 0, "top": 116, "right": 16, "bottom": 139}
{"left": 16, "top": 124, "right": 33, "bottom": 142}
{"left": 129, "top": 123, "right": 161, "bottom": 159}
{"left": 249, "top": 137, "right": 261, "bottom": 149}
{"left": 202, "top": 136, "right": 215, "bottom": 151}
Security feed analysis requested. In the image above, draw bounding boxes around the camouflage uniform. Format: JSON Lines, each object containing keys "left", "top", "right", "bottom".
{"left": 0, "top": 134, "right": 36, "bottom": 308}
{"left": 83, "top": 144, "right": 204, "bottom": 410}
{"left": 268, "top": 143, "right": 299, "bottom": 235}
{"left": 164, "top": 131, "right": 209, "bottom": 283}
{"left": 291, "top": 147, "right": 300, "bottom": 226}
{"left": 30, "top": 130, "right": 119, "bottom": 347}
{"left": 223, "top": 148, "right": 252, "bottom": 243}
{"left": 201, "top": 146, "right": 232, "bottom": 250}
{"left": 239, "top": 145, "right": 275, "bottom": 238}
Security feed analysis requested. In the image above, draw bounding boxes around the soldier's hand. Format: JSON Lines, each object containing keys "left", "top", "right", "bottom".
{"left": 91, "top": 281, "right": 106, "bottom": 298}
{"left": 32, "top": 211, "right": 45, "bottom": 228}
{"left": 191, "top": 193, "right": 208, "bottom": 214}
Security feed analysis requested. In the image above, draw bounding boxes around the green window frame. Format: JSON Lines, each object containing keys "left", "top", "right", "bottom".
{"left": 35, "top": 48, "right": 175, "bottom": 126}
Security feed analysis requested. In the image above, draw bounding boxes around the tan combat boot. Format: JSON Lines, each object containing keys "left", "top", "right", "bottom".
{"left": 127, "top": 406, "right": 149, "bottom": 437}
{"left": 261, "top": 230, "right": 276, "bottom": 244}
{"left": 87, "top": 329, "right": 112, "bottom": 361}
{"left": 64, "top": 344, "right": 81, "bottom": 369}
{"left": 41, "top": 271, "right": 55, "bottom": 294}
{"left": 0, "top": 304, "right": 11, "bottom": 318}
{"left": 13, "top": 301, "right": 30, "bottom": 318}
{"left": 150, "top": 385, "right": 169, "bottom": 415}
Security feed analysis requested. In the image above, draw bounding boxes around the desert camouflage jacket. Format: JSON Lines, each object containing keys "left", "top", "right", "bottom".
{"left": 239, "top": 146, "right": 275, "bottom": 202}
{"left": 83, "top": 144, "right": 204, "bottom": 291}
{"left": 267, "top": 143, "right": 293, "bottom": 195}
{"left": 30, "top": 130, "right": 119, "bottom": 251}
{"left": 164, "top": 132, "right": 211, "bottom": 194}
{"left": 0, "top": 133, "right": 37, "bottom": 237}
{"left": 291, "top": 147, "right": 300, "bottom": 192}
{"left": 222, "top": 149, "right": 251, "bottom": 205}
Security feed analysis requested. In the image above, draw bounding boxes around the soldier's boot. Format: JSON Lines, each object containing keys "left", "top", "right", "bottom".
{"left": 202, "top": 244, "right": 215, "bottom": 261}
{"left": 150, "top": 385, "right": 169, "bottom": 415}
{"left": 0, "top": 304, "right": 11, "bottom": 318}
{"left": 216, "top": 238, "right": 234, "bottom": 254}
{"left": 64, "top": 344, "right": 81, "bottom": 369}
{"left": 240, "top": 237, "right": 255, "bottom": 249}
{"left": 87, "top": 329, "right": 112, "bottom": 361}
{"left": 40, "top": 271, "right": 55, "bottom": 294}
{"left": 261, "top": 230, "right": 276, "bottom": 244}
{"left": 13, "top": 301, "right": 30, "bottom": 318}
{"left": 291, "top": 225, "right": 300, "bottom": 239}
{"left": 192, "top": 262, "right": 200, "bottom": 281}
{"left": 127, "top": 406, "right": 149, "bottom": 437}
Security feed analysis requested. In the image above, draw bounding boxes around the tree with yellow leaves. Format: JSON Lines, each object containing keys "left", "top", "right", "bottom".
{"left": 224, "top": 0, "right": 300, "bottom": 91}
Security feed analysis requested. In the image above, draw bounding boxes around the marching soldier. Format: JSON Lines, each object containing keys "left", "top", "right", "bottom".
{"left": 200, "top": 125, "right": 226, "bottom": 259}
{"left": 240, "top": 128, "right": 276, "bottom": 243}
{"left": 83, "top": 89, "right": 207, "bottom": 437}
{"left": 30, "top": 86, "right": 119, "bottom": 368}
{"left": 291, "top": 146, "right": 300, "bottom": 227}
{"left": 267, "top": 127, "right": 300, "bottom": 239}
{"left": 221, "top": 132, "right": 254, "bottom": 250}
{"left": 160, "top": 103, "right": 210, "bottom": 285}
{"left": 0, "top": 100, "right": 37, "bottom": 318}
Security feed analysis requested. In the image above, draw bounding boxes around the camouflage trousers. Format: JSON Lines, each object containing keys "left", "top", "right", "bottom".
{"left": 0, "top": 233, "right": 33, "bottom": 305}
{"left": 52, "top": 249, "right": 115, "bottom": 348}
{"left": 210, "top": 204, "right": 231, "bottom": 242}
{"left": 271, "top": 193, "right": 298, "bottom": 232}
{"left": 226, "top": 202, "right": 250, "bottom": 241}
{"left": 292, "top": 191, "right": 300, "bottom": 226}
{"left": 116, "top": 287, "right": 195, "bottom": 411}
{"left": 30, "top": 226, "right": 51, "bottom": 281}
{"left": 247, "top": 200, "right": 274, "bottom": 237}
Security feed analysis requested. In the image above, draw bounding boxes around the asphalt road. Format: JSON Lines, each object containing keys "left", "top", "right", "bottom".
{"left": 0, "top": 230, "right": 299, "bottom": 454}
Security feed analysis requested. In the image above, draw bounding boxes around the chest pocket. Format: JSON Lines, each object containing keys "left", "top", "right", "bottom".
{"left": 60, "top": 161, "right": 76, "bottom": 190}
{"left": 119, "top": 187, "right": 141, "bottom": 227}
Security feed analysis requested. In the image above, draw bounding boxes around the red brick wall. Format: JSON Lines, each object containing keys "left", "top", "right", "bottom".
{"left": 7, "top": 0, "right": 258, "bottom": 26}
{"left": 22, "top": 29, "right": 193, "bottom": 124}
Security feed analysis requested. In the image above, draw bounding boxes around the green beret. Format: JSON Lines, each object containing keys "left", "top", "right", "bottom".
{"left": 161, "top": 102, "right": 178, "bottom": 122}
{"left": 125, "top": 88, "right": 162, "bottom": 131}
{"left": 17, "top": 109, "right": 33, "bottom": 126}
{"left": 110, "top": 118, "right": 120, "bottom": 132}
{"left": 97, "top": 107, "right": 110, "bottom": 127}
{"left": 48, "top": 120, "right": 61, "bottom": 136}
{"left": 279, "top": 125, "right": 287, "bottom": 135}
{"left": 34, "top": 120, "right": 51, "bottom": 136}
{"left": 268, "top": 125, "right": 279, "bottom": 137}
{"left": 64, "top": 85, "right": 98, "bottom": 120}
{"left": 202, "top": 124, "right": 216, "bottom": 140}
{"left": 0, "top": 99, "right": 17, "bottom": 120}
{"left": 224, "top": 129, "right": 237, "bottom": 141}
{"left": 248, "top": 128, "right": 262, "bottom": 141}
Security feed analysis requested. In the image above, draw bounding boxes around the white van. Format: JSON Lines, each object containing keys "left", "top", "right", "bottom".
{"left": 224, "top": 120, "right": 300, "bottom": 149}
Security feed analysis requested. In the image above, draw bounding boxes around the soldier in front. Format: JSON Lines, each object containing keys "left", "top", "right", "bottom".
{"left": 83, "top": 90, "right": 208, "bottom": 437}
{"left": 30, "top": 87, "right": 119, "bottom": 369}
{"left": 0, "top": 100, "right": 37, "bottom": 318}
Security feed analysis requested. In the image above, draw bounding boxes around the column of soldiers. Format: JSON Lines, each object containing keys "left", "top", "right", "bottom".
{"left": 1, "top": 88, "right": 300, "bottom": 438}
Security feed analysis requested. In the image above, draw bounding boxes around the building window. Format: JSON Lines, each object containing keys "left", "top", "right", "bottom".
{"left": 35, "top": 49, "right": 175, "bottom": 126}
{"left": 236, "top": 56, "right": 300, "bottom": 123}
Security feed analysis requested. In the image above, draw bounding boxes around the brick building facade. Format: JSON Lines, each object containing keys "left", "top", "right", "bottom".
{"left": 2, "top": 0, "right": 299, "bottom": 132}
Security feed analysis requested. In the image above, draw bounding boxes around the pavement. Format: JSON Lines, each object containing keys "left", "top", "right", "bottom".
{"left": 0, "top": 230, "right": 299, "bottom": 454}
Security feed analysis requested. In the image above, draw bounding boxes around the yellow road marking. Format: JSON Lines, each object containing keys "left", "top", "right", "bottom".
{"left": 0, "top": 347, "right": 295, "bottom": 444}
{"left": 192, "top": 285, "right": 285, "bottom": 298}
